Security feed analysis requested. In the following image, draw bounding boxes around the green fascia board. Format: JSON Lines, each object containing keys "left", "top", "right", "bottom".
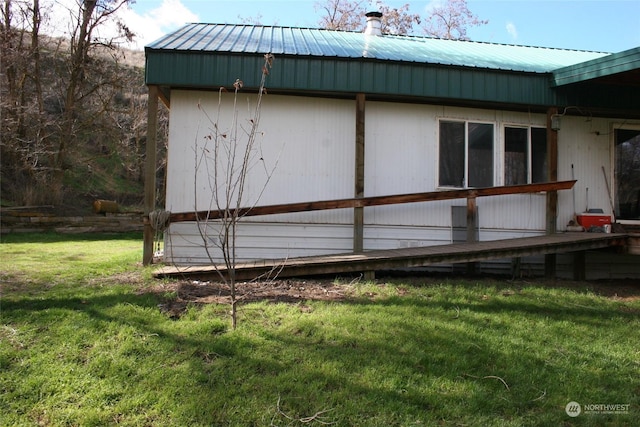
{"left": 552, "top": 47, "right": 640, "bottom": 87}
{"left": 145, "top": 50, "right": 558, "bottom": 107}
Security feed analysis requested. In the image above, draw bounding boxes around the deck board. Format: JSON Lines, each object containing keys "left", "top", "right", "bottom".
{"left": 155, "top": 232, "right": 628, "bottom": 280}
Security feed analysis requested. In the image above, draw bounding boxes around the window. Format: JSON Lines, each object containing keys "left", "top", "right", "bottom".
{"left": 504, "top": 126, "right": 547, "bottom": 185}
{"left": 439, "top": 120, "right": 494, "bottom": 188}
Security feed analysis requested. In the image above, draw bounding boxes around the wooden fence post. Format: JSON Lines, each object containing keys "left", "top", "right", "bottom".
{"left": 143, "top": 85, "right": 159, "bottom": 265}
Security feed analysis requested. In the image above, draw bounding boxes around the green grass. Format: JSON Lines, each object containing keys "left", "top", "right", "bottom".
{"left": 1, "top": 233, "right": 638, "bottom": 426}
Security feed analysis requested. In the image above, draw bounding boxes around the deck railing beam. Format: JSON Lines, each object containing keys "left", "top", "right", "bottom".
{"left": 168, "top": 180, "right": 577, "bottom": 223}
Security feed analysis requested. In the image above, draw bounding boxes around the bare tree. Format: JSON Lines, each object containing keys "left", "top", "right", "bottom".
{"left": 315, "top": 0, "right": 486, "bottom": 38}
{"left": 51, "top": 0, "right": 133, "bottom": 202}
{"left": 1, "top": 0, "right": 148, "bottom": 207}
{"left": 422, "top": 0, "right": 488, "bottom": 40}
{"left": 192, "top": 54, "right": 276, "bottom": 329}
{"left": 1, "top": 0, "right": 51, "bottom": 204}
{"left": 316, "top": 0, "right": 418, "bottom": 34}
{"left": 376, "top": 2, "right": 420, "bottom": 35}
{"left": 237, "top": 13, "right": 264, "bottom": 25}
{"left": 316, "top": 0, "right": 367, "bottom": 31}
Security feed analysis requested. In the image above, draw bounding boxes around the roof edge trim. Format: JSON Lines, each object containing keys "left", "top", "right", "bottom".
{"left": 551, "top": 47, "right": 640, "bottom": 87}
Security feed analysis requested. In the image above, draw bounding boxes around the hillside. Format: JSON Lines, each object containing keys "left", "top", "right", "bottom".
{"left": 1, "top": 31, "right": 167, "bottom": 215}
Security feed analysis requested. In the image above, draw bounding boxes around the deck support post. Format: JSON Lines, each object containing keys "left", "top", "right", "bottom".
{"left": 511, "top": 257, "right": 521, "bottom": 278}
{"left": 143, "top": 85, "right": 159, "bottom": 266}
{"left": 466, "top": 194, "right": 477, "bottom": 275}
{"left": 573, "top": 250, "right": 586, "bottom": 280}
{"left": 545, "top": 107, "right": 559, "bottom": 278}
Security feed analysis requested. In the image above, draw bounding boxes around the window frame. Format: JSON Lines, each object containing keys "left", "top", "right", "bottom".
{"left": 438, "top": 119, "right": 495, "bottom": 189}
{"left": 503, "top": 124, "right": 548, "bottom": 186}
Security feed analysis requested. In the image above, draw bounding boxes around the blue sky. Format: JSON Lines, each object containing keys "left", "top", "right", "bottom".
{"left": 126, "top": 0, "right": 639, "bottom": 52}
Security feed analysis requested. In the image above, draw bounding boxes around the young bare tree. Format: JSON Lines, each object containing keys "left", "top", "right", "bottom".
{"left": 422, "top": 0, "right": 488, "bottom": 40}
{"left": 192, "top": 54, "right": 276, "bottom": 329}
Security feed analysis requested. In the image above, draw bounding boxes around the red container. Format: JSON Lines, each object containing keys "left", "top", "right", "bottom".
{"left": 576, "top": 213, "right": 611, "bottom": 228}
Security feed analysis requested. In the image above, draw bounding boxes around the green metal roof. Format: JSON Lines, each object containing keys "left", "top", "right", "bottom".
{"left": 147, "top": 23, "right": 607, "bottom": 74}
{"left": 552, "top": 46, "right": 640, "bottom": 86}
{"left": 145, "top": 23, "right": 640, "bottom": 116}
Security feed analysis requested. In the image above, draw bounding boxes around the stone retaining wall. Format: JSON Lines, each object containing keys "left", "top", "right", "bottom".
{"left": 1, "top": 209, "right": 144, "bottom": 234}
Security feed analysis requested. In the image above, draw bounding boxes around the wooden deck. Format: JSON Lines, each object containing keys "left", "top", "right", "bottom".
{"left": 155, "top": 232, "right": 629, "bottom": 281}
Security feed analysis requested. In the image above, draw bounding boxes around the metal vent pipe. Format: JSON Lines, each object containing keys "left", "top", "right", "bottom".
{"left": 364, "top": 11, "right": 383, "bottom": 35}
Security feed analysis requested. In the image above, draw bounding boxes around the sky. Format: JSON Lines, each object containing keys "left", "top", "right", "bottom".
{"left": 47, "top": 0, "right": 640, "bottom": 53}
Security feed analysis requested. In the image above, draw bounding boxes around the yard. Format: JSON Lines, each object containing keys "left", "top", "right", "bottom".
{"left": 0, "top": 233, "right": 638, "bottom": 426}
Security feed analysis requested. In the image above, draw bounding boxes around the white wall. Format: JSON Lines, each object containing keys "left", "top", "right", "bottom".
{"left": 164, "top": 91, "right": 628, "bottom": 266}
{"left": 364, "top": 103, "right": 552, "bottom": 232}
{"left": 556, "top": 116, "right": 615, "bottom": 227}
{"left": 166, "top": 91, "right": 355, "bottom": 223}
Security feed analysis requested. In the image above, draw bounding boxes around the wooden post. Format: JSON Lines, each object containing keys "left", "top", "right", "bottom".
{"left": 354, "top": 93, "right": 365, "bottom": 253}
{"left": 466, "top": 194, "right": 477, "bottom": 243}
{"left": 466, "top": 194, "right": 477, "bottom": 275}
{"left": 545, "top": 107, "right": 559, "bottom": 278}
{"left": 143, "top": 85, "right": 159, "bottom": 265}
{"left": 355, "top": 93, "right": 374, "bottom": 280}
{"left": 573, "top": 251, "right": 586, "bottom": 281}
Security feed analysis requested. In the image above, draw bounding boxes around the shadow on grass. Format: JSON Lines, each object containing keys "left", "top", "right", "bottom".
{"left": 0, "top": 231, "right": 142, "bottom": 244}
{"left": 2, "top": 278, "right": 638, "bottom": 425}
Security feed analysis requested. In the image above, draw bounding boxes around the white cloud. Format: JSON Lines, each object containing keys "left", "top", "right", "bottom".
{"left": 506, "top": 21, "right": 518, "bottom": 41}
{"left": 39, "top": 0, "right": 199, "bottom": 50}
{"left": 424, "top": 0, "right": 445, "bottom": 14}
{"left": 121, "top": 0, "right": 200, "bottom": 49}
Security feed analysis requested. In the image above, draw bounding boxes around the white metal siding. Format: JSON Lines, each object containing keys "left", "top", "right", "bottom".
{"left": 164, "top": 93, "right": 636, "bottom": 275}
{"left": 166, "top": 91, "right": 355, "bottom": 222}
{"left": 166, "top": 221, "right": 354, "bottom": 264}
{"left": 556, "top": 116, "right": 614, "bottom": 228}
{"left": 364, "top": 103, "right": 551, "bottom": 231}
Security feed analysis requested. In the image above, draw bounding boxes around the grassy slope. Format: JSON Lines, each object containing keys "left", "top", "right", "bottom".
{"left": 1, "top": 37, "right": 150, "bottom": 212}
{"left": 0, "top": 234, "right": 638, "bottom": 426}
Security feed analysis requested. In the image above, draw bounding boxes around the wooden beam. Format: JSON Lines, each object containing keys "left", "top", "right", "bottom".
{"left": 545, "top": 107, "right": 559, "bottom": 277}
{"left": 143, "top": 85, "right": 159, "bottom": 265}
{"left": 169, "top": 180, "right": 577, "bottom": 223}
{"left": 155, "top": 233, "right": 627, "bottom": 281}
{"left": 354, "top": 93, "right": 365, "bottom": 253}
{"left": 157, "top": 88, "right": 170, "bottom": 109}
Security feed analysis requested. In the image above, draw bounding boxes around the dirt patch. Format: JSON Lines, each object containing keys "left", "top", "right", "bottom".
{"left": 156, "top": 278, "right": 358, "bottom": 318}
{"left": 177, "top": 279, "right": 352, "bottom": 304}
{"left": 152, "top": 275, "right": 640, "bottom": 319}
{"left": 551, "top": 279, "right": 640, "bottom": 302}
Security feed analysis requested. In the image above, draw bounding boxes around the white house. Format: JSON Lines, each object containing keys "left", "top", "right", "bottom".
{"left": 144, "top": 15, "right": 640, "bottom": 279}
